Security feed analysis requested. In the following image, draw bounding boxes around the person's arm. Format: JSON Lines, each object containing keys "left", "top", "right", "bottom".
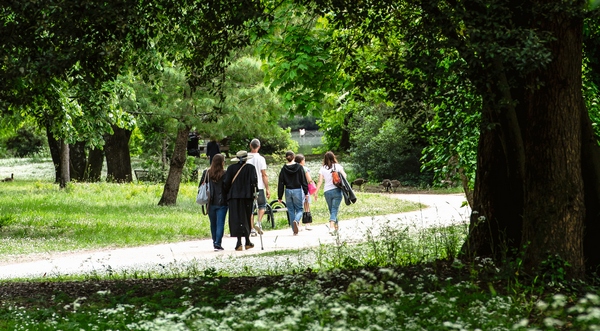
{"left": 277, "top": 170, "right": 285, "bottom": 202}
{"left": 314, "top": 173, "right": 324, "bottom": 201}
{"left": 261, "top": 169, "right": 270, "bottom": 199}
{"left": 301, "top": 168, "right": 309, "bottom": 196}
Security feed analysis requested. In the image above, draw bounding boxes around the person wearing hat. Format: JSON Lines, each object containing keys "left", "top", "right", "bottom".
{"left": 277, "top": 150, "right": 309, "bottom": 235}
{"left": 223, "top": 150, "right": 258, "bottom": 250}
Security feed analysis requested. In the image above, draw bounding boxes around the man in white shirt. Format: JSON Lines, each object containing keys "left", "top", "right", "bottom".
{"left": 247, "top": 138, "right": 270, "bottom": 235}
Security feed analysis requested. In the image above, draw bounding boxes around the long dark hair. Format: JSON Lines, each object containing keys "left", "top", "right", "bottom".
{"left": 323, "top": 151, "right": 338, "bottom": 169}
{"left": 208, "top": 154, "right": 225, "bottom": 181}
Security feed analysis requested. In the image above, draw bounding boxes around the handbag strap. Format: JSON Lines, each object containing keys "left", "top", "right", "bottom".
{"left": 232, "top": 163, "right": 247, "bottom": 184}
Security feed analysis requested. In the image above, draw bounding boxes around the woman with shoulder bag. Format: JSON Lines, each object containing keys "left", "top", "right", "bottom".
{"left": 314, "top": 151, "right": 347, "bottom": 235}
{"left": 199, "top": 153, "right": 228, "bottom": 251}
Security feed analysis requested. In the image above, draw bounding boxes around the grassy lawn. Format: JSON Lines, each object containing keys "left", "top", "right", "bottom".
{"left": 1, "top": 158, "right": 599, "bottom": 330}
{"left": 0, "top": 179, "right": 422, "bottom": 261}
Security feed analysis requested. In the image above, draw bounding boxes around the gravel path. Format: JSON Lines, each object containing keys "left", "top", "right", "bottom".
{"left": 0, "top": 193, "right": 470, "bottom": 280}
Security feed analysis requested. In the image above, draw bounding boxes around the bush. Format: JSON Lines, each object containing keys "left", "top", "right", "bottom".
{"left": 349, "top": 104, "right": 433, "bottom": 186}
{"left": 4, "top": 126, "right": 45, "bottom": 157}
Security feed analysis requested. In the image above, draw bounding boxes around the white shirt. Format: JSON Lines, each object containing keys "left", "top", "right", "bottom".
{"left": 319, "top": 163, "right": 346, "bottom": 192}
{"left": 247, "top": 152, "right": 267, "bottom": 190}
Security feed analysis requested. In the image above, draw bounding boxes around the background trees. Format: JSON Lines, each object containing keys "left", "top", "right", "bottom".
{"left": 3, "top": 0, "right": 600, "bottom": 276}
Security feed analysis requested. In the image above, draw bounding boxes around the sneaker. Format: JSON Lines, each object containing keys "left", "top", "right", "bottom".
{"left": 245, "top": 242, "right": 254, "bottom": 250}
{"left": 305, "top": 225, "right": 312, "bottom": 231}
{"left": 254, "top": 222, "right": 264, "bottom": 235}
{"left": 250, "top": 229, "right": 257, "bottom": 237}
{"left": 292, "top": 221, "right": 299, "bottom": 235}
{"left": 214, "top": 245, "right": 224, "bottom": 251}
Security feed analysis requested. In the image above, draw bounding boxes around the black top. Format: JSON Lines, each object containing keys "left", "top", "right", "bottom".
{"left": 277, "top": 163, "right": 308, "bottom": 199}
{"left": 199, "top": 170, "right": 227, "bottom": 206}
{"left": 223, "top": 162, "right": 258, "bottom": 200}
{"left": 206, "top": 141, "right": 221, "bottom": 165}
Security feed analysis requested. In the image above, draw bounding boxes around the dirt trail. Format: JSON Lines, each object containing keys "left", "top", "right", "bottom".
{"left": 0, "top": 193, "right": 470, "bottom": 280}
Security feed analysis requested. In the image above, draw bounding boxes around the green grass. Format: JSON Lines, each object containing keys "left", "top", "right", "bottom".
{"left": 0, "top": 180, "right": 421, "bottom": 261}
{"left": 2, "top": 159, "right": 599, "bottom": 330}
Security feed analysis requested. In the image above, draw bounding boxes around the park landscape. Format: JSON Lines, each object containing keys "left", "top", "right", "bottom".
{"left": 3, "top": 0, "right": 600, "bottom": 330}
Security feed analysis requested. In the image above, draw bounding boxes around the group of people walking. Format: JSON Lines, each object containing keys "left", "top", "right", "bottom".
{"left": 199, "top": 138, "right": 348, "bottom": 251}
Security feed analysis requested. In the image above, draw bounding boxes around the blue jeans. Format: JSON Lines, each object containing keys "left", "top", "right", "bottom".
{"left": 324, "top": 188, "right": 343, "bottom": 223}
{"left": 285, "top": 188, "right": 304, "bottom": 225}
{"left": 208, "top": 205, "right": 228, "bottom": 247}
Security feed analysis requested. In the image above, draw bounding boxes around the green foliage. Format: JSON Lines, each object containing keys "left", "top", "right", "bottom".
{"left": 257, "top": 3, "right": 345, "bottom": 115}
{"left": 3, "top": 126, "right": 45, "bottom": 157}
{"left": 349, "top": 102, "right": 432, "bottom": 185}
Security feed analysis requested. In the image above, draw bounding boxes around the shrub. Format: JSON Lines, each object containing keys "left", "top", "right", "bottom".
{"left": 349, "top": 104, "right": 433, "bottom": 186}
{"left": 4, "top": 126, "right": 45, "bottom": 157}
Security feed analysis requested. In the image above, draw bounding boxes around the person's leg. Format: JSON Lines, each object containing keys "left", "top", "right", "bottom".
{"left": 291, "top": 188, "right": 304, "bottom": 223}
{"left": 324, "top": 189, "right": 341, "bottom": 233}
{"left": 243, "top": 199, "right": 254, "bottom": 249}
{"left": 285, "top": 188, "right": 295, "bottom": 228}
{"left": 245, "top": 235, "right": 254, "bottom": 249}
{"left": 214, "top": 205, "right": 228, "bottom": 249}
{"left": 290, "top": 188, "right": 304, "bottom": 234}
{"left": 208, "top": 205, "right": 218, "bottom": 248}
{"left": 329, "top": 188, "right": 343, "bottom": 232}
{"left": 285, "top": 188, "right": 301, "bottom": 234}
{"left": 254, "top": 189, "right": 266, "bottom": 234}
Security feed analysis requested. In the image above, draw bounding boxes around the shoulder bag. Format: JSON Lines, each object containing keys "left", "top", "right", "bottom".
{"left": 196, "top": 169, "right": 210, "bottom": 214}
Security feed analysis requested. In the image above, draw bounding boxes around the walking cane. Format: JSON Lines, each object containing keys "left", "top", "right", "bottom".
{"left": 254, "top": 198, "right": 264, "bottom": 250}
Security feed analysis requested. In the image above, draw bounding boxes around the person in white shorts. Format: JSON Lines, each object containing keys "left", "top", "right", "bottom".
{"left": 247, "top": 138, "right": 270, "bottom": 235}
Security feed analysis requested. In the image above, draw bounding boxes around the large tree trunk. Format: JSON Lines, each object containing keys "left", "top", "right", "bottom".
{"left": 464, "top": 104, "right": 523, "bottom": 261}
{"left": 463, "top": 1, "right": 588, "bottom": 277}
{"left": 104, "top": 125, "right": 133, "bottom": 183}
{"left": 86, "top": 148, "right": 104, "bottom": 182}
{"left": 158, "top": 127, "right": 190, "bottom": 206}
{"left": 520, "top": 12, "right": 585, "bottom": 277}
{"left": 581, "top": 106, "right": 600, "bottom": 271}
{"left": 69, "top": 141, "right": 87, "bottom": 182}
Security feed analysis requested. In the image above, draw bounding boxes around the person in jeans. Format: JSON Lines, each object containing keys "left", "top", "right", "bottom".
{"left": 247, "top": 138, "right": 270, "bottom": 235}
{"left": 277, "top": 151, "right": 309, "bottom": 235}
{"left": 314, "top": 151, "right": 347, "bottom": 235}
{"left": 199, "top": 153, "right": 228, "bottom": 251}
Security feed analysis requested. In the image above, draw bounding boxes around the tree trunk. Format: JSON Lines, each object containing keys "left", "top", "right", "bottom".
{"left": 104, "top": 125, "right": 133, "bottom": 183}
{"left": 581, "top": 105, "right": 600, "bottom": 271}
{"left": 463, "top": 104, "right": 523, "bottom": 261}
{"left": 69, "top": 141, "right": 87, "bottom": 182}
{"left": 158, "top": 127, "right": 190, "bottom": 206}
{"left": 86, "top": 148, "right": 104, "bottom": 182}
{"left": 59, "top": 140, "right": 70, "bottom": 189}
{"left": 520, "top": 12, "right": 585, "bottom": 277}
{"left": 46, "top": 126, "right": 62, "bottom": 184}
